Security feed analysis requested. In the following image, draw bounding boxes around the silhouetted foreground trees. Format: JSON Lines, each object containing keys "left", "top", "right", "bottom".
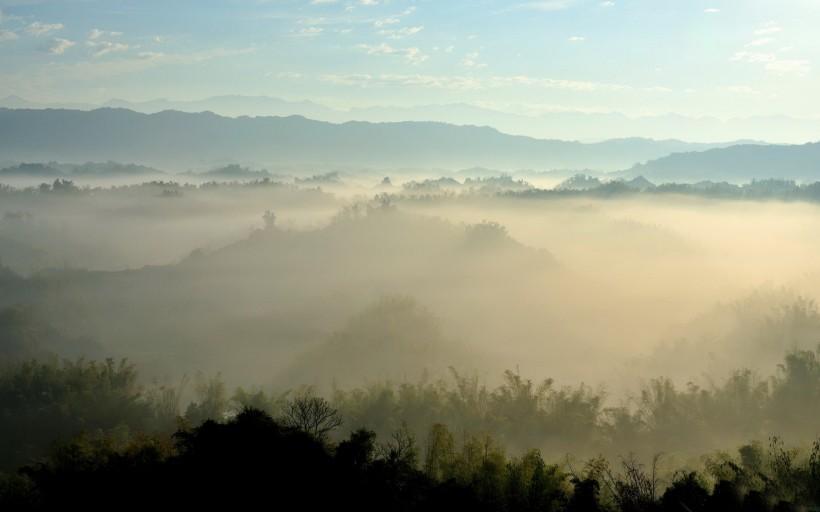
{"left": 6, "top": 350, "right": 820, "bottom": 509}
{"left": 4, "top": 408, "right": 820, "bottom": 511}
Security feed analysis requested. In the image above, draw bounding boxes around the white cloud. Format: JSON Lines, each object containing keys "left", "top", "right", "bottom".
{"left": 373, "top": 17, "right": 399, "bottom": 28}
{"left": 87, "top": 40, "right": 130, "bottom": 57}
{"left": 296, "top": 26, "right": 323, "bottom": 37}
{"left": 310, "top": 0, "right": 338, "bottom": 4}
{"left": 359, "top": 0, "right": 378, "bottom": 5}
{"left": 320, "top": 72, "right": 631, "bottom": 92}
{"left": 600, "top": 1, "right": 615, "bottom": 7}
{"left": 516, "top": 1, "right": 574, "bottom": 11}
{"left": 0, "top": 29, "right": 18, "bottom": 42}
{"left": 745, "top": 37, "right": 774, "bottom": 48}
{"left": 766, "top": 59, "right": 810, "bottom": 75}
{"left": 89, "top": 28, "right": 123, "bottom": 41}
{"left": 378, "top": 26, "right": 424, "bottom": 39}
{"left": 568, "top": 36, "right": 585, "bottom": 42}
{"left": 27, "top": 22, "right": 63, "bottom": 37}
{"left": 275, "top": 71, "right": 303, "bottom": 79}
{"left": 732, "top": 50, "right": 810, "bottom": 76}
{"left": 755, "top": 22, "right": 782, "bottom": 36}
{"left": 47, "top": 38, "right": 74, "bottom": 55}
{"left": 461, "top": 52, "right": 486, "bottom": 69}
{"left": 358, "top": 43, "right": 428, "bottom": 64}
{"left": 704, "top": 8, "right": 720, "bottom": 14}
{"left": 723, "top": 85, "right": 760, "bottom": 95}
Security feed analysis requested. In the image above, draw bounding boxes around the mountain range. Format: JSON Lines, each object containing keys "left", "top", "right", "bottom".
{"left": 4, "top": 94, "right": 819, "bottom": 144}
{"left": 620, "top": 143, "right": 820, "bottom": 183}
{"left": 0, "top": 107, "right": 749, "bottom": 172}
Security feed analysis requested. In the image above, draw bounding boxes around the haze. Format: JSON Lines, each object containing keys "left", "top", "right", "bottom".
{"left": 3, "top": 1, "right": 820, "bottom": 510}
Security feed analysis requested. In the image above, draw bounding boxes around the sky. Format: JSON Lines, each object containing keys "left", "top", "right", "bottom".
{"left": 1, "top": 0, "right": 819, "bottom": 135}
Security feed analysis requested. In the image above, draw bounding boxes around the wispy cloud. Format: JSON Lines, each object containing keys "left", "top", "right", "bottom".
{"left": 88, "top": 28, "right": 123, "bottom": 41}
{"left": 46, "top": 38, "right": 74, "bottom": 55}
{"left": 378, "top": 25, "right": 423, "bottom": 39}
{"left": 87, "top": 40, "right": 130, "bottom": 58}
{"left": 27, "top": 22, "right": 63, "bottom": 37}
{"left": 515, "top": 1, "right": 575, "bottom": 11}
{"left": 754, "top": 22, "right": 782, "bottom": 36}
{"left": 320, "top": 72, "right": 632, "bottom": 92}
{"left": 358, "top": 43, "right": 428, "bottom": 64}
{"left": 461, "top": 52, "right": 486, "bottom": 69}
{"left": 732, "top": 50, "right": 810, "bottom": 76}
{"left": 0, "top": 30, "right": 18, "bottom": 42}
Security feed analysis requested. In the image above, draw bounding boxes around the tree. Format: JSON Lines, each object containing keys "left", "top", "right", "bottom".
{"left": 282, "top": 393, "right": 342, "bottom": 439}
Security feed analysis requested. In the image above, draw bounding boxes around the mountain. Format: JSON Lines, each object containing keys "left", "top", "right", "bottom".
{"left": 103, "top": 95, "right": 336, "bottom": 121}
{"left": 0, "top": 108, "right": 748, "bottom": 172}
{"left": 6, "top": 94, "right": 820, "bottom": 143}
{"left": 182, "top": 164, "right": 274, "bottom": 182}
{"left": 0, "top": 95, "right": 97, "bottom": 111}
{"left": 621, "top": 143, "right": 820, "bottom": 182}
{"left": 0, "top": 163, "right": 63, "bottom": 178}
{"left": 0, "top": 161, "right": 165, "bottom": 181}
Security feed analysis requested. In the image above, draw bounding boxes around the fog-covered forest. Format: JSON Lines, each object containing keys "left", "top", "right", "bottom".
{"left": 3, "top": 165, "right": 820, "bottom": 510}
{"left": 4, "top": 0, "right": 820, "bottom": 508}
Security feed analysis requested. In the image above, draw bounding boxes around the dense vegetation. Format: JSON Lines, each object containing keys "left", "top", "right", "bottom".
{"left": 3, "top": 345, "right": 820, "bottom": 509}
{"left": 3, "top": 393, "right": 820, "bottom": 510}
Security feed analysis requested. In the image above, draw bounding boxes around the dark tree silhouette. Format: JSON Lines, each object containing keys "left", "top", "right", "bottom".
{"left": 282, "top": 393, "right": 343, "bottom": 439}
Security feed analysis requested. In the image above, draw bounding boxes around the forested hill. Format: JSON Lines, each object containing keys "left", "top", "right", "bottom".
{"left": 0, "top": 107, "right": 741, "bottom": 171}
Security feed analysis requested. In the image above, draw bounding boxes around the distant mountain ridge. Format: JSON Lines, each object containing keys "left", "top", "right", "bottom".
{"left": 4, "top": 94, "right": 818, "bottom": 143}
{"left": 0, "top": 161, "right": 165, "bottom": 180}
{"left": 620, "top": 142, "right": 820, "bottom": 182}
{"left": 0, "top": 107, "right": 749, "bottom": 172}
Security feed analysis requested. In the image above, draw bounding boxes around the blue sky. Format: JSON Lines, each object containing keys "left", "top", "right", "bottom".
{"left": 0, "top": 0, "right": 819, "bottom": 123}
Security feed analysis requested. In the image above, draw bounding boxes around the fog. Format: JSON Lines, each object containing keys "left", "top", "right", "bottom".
{"left": 4, "top": 174, "right": 820, "bottom": 389}
{"left": 4, "top": 169, "right": 820, "bottom": 473}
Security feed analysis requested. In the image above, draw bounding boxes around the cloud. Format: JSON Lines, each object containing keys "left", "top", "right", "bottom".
{"left": 320, "top": 72, "right": 631, "bottom": 92}
{"left": 26, "top": 21, "right": 63, "bottom": 36}
{"left": 88, "top": 28, "right": 123, "bottom": 41}
{"left": 274, "top": 71, "right": 303, "bottom": 79}
{"left": 461, "top": 52, "right": 486, "bottom": 69}
{"left": 745, "top": 38, "right": 774, "bottom": 48}
{"left": 754, "top": 22, "right": 782, "bottom": 36}
{"left": 296, "top": 26, "right": 323, "bottom": 36}
{"left": 359, "top": 0, "right": 379, "bottom": 5}
{"left": 358, "top": 43, "right": 428, "bottom": 64}
{"left": 568, "top": 36, "right": 585, "bottom": 42}
{"left": 732, "top": 50, "right": 810, "bottom": 76}
{"left": 373, "top": 17, "right": 399, "bottom": 28}
{"left": 0, "top": 29, "right": 18, "bottom": 42}
{"left": 87, "top": 40, "right": 130, "bottom": 57}
{"left": 515, "top": 1, "right": 574, "bottom": 11}
{"left": 46, "top": 37, "right": 74, "bottom": 55}
{"left": 732, "top": 22, "right": 809, "bottom": 76}
{"left": 765, "top": 58, "right": 810, "bottom": 75}
{"left": 723, "top": 85, "right": 760, "bottom": 95}
{"left": 320, "top": 73, "right": 482, "bottom": 89}
{"left": 704, "top": 8, "right": 720, "bottom": 14}
{"left": 310, "top": 0, "right": 337, "bottom": 4}
{"left": 600, "top": 1, "right": 615, "bottom": 7}
{"left": 378, "top": 26, "right": 424, "bottom": 39}
{"left": 40, "top": 47, "right": 257, "bottom": 82}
